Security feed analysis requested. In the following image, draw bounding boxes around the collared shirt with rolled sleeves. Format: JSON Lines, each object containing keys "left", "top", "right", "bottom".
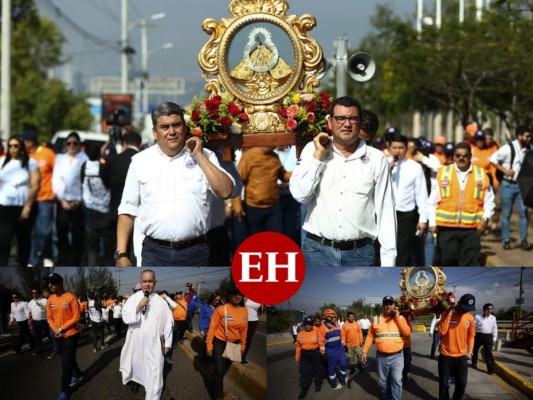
{"left": 389, "top": 157, "right": 428, "bottom": 222}
{"left": 119, "top": 144, "right": 235, "bottom": 241}
{"left": 290, "top": 140, "right": 397, "bottom": 266}
{"left": 474, "top": 314, "right": 498, "bottom": 342}
{"left": 28, "top": 298, "right": 48, "bottom": 321}
{"left": 10, "top": 301, "right": 30, "bottom": 322}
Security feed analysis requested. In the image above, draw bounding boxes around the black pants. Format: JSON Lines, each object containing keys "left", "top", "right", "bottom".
{"left": 207, "top": 225, "right": 232, "bottom": 266}
{"left": 56, "top": 205, "right": 84, "bottom": 266}
{"left": 431, "top": 331, "right": 441, "bottom": 358}
{"left": 396, "top": 210, "right": 418, "bottom": 266}
{"left": 84, "top": 208, "right": 114, "bottom": 266}
{"left": 173, "top": 320, "right": 187, "bottom": 342}
{"left": 113, "top": 318, "right": 123, "bottom": 338}
{"left": 32, "top": 319, "right": 49, "bottom": 352}
{"left": 14, "top": 320, "right": 34, "bottom": 352}
{"left": 58, "top": 334, "right": 82, "bottom": 392}
{"left": 242, "top": 320, "right": 258, "bottom": 360}
{"left": 300, "top": 349, "right": 323, "bottom": 391}
{"left": 403, "top": 346, "right": 412, "bottom": 380}
{"left": 91, "top": 322, "right": 105, "bottom": 349}
{"left": 212, "top": 337, "right": 235, "bottom": 398}
{"left": 0, "top": 205, "right": 33, "bottom": 266}
{"left": 437, "top": 228, "right": 480, "bottom": 266}
{"left": 472, "top": 333, "right": 495, "bottom": 373}
{"left": 438, "top": 354, "right": 468, "bottom": 400}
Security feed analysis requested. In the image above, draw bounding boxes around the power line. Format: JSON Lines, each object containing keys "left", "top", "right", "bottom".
{"left": 86, "top": 0, "right": 119, "bottom": 23}
{"left": 40, "top": 0, "right": 121, "bottom": 51}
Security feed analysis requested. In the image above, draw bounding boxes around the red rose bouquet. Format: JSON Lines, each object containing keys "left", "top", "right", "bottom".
{"left": 429, "top": 291, "right": 456, "bottom": 312}
{"left": 279, "top": 92, "right": 332, "bottom": 136}
{"left": 396, "top": 295, "right": 418, "bottom": 311}
{"left": 186, "top": 95, "right": 249, "bottom": 142}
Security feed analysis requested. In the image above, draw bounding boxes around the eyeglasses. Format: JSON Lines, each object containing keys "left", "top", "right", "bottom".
{"left": 8, "top": 143, "right": 20, "bottom": 148}
{"left": 66, "top": 141, "right": 79, "bottom": 146}
{"left": 331, "top": 116, "right": 360, "bottom": 125}
{"left": 454, "top": 153, "right": 470, "bottom": 159}
{"left": 32, "top": 291, "right": 38, "bottom": 294}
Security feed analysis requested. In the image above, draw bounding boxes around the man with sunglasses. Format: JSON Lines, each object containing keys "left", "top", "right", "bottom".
{"left": 290, "top": 96, "right": 396, "bottom": 266}
{"left": 10, "top": 292, "right": 34, "bottom": 354}
{"left": 427, "top": 142, "right": 495, "bottom": 265}
{"left": 52, "top": 131, "right": 88, "bottom": 265}
{"left": 28, "top": 288, "right": 49, "bottom": 355}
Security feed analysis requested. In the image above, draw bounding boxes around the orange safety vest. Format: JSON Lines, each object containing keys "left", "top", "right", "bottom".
{"left": 436, "top": 164, "right": 489, "bottom": 228}
{"left": 364, "top": 314, "right": 409, "bottom": 354}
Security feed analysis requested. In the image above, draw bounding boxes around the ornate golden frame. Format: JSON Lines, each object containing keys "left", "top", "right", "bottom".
{"left": 198, "top": 0, "right": 325, "bottom": 133}
{"left": 399, "top": 267, "right": 447, "bottom": 312}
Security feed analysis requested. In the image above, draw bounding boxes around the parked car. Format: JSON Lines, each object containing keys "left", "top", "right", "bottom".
{"left": 50, "top": 130, "right": 109, "bottom": 154}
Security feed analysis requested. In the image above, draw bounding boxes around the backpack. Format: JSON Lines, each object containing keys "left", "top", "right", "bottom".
{"left": 495, "top": 141, "right": 532, "bottom": 182}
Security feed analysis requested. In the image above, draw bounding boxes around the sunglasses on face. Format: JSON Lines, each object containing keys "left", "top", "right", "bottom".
{"left": 331, "top": 116, "right": 361, "bottom": 125}
{"left": 66, "top": 141, "right": 79, "bottom": 147}
{"left": 8, "top": 143, "right": 20, "bottom": 148}
{"left": 454, "top": 153, "right": 470, "bottom": 159}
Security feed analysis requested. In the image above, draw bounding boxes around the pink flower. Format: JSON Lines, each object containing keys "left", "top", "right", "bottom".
{"left": 307, "top": 113, "right": 315, "bottom": 123}
{"left": 287, "top": 105, "right": 300, "bottom": 119}
{"left": 286, "top": 118, "right": 297, "bottom": 131}
{"left": 301, "top": 93, "right": 314, "bottom": 102}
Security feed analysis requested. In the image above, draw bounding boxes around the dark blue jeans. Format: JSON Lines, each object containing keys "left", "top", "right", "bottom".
{"left": 245, "top": 203, "right": 283, "bottom": 235}
{"left": 141, "top": 239, "right": 209, "bottom": 266}
{"left": 29, "top": 200, "right": 55, "bottom": 266}
{"left": 212, "top": 337, "right": 235, "bottom": 398}
{"left": 31, "top": 319, "right": 49, "bottom": 352}
{"left": 431, "top": 331, "right": 441, "bottom": 358}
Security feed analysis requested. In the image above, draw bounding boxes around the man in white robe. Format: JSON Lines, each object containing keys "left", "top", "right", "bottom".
{"left": 120, "top": 270, "right": 173, "bottom": 400}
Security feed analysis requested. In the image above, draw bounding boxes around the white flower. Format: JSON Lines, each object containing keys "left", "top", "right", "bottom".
{"left": 230, "top": 122, "right": 242, "bottom": 134}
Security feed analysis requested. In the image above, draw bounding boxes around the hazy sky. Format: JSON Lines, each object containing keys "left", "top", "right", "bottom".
{"left": 282, "top": 267, "right": 532, "bottom": 314}
{"left": 36, "top": 0, "right": 419, "bottom": 94}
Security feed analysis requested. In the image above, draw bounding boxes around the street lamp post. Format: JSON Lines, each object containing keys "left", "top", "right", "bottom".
{"left": 1, "top": 0, "right": 12, "bottom": 141}
{"left": 143, "top": 42, "right": 173, "bottom": 114}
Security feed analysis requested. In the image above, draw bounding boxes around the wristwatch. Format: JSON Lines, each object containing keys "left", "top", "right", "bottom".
{"left": 58, "top": 327, "right": 62, "bottom": 334}
{"left": 114, "top": 251, "right": 129, "bottom": 261}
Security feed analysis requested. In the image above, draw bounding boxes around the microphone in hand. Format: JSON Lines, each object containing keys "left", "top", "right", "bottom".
{"left": 142, "top": 291, "right": 149, "bottom": 315}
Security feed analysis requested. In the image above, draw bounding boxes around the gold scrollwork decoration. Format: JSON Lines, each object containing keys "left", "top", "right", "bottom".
{"left": 229, "top": 0, "right": 289, "bottom": 17}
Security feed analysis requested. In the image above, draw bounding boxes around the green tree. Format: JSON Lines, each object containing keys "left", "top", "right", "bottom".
{"left": 15, "top": 265, "right": 48, "bottom": 297}
{"left": 6, "top": 0, "right": 92, "bottom": 141}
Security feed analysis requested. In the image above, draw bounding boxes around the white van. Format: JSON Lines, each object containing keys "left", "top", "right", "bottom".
{"left": 50, "top": 130, "right": 109, "bottom": 154}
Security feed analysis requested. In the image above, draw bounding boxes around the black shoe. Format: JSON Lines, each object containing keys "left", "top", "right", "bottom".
{"left": 503, "top": 241, "right": 511, "bottom": 250}
{"left": 298, "top": 389, "right": 307, "bottom": 399}
{"left": 472, "top": 363, "right": 478, "bottom": 369}
{"left": 349, "top": 367, "right": 355, "bottom": 374}
{"left": 241, "top": 358, "right": 248, "bottom": 365}
{"left": 315, "top": 384, "right": 321, "bottom": 392}
{"left": 521, "top": 240, "right": 530, "bottom": 251}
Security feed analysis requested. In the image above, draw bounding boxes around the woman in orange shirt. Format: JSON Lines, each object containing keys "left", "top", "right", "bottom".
{"left": 206, "top": 286, "right": 248, "bottom": 400}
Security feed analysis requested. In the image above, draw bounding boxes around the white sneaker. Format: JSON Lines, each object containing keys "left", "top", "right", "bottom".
{"left": 333, "top": 383, "right": 343, "bottom": 390}
{"left": 43, "top": 258, "right": 54, "bottom": 267}
{"left": 101, "top": 344, "right": 109, "bottom": 350}
{"left": 26, "top": 264, "right": 34, "bottom": 268}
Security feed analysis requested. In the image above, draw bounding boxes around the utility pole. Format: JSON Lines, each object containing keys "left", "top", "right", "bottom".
{"left": 115, "top": 269, "right": 123, "bottom": 296}
{"left": 121, "top": 0, "right": 128, "bottom": 93}
{"left": 459, "top": 0, "right": 465, "bottom": 23}
{"left": 1, "top": 0, "right": 12, "bottom": 141}
{"left": 335, "top": 38, "right": 348, "bottom": 98}
{"left": 518, "top": 267, "right": 524, "bottom": 319}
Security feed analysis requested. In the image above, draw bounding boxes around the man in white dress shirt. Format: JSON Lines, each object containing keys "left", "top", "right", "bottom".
{"left": 388, "top": 133, "right": 428, "bottom": 266}
{"left": 290, "top": 96, "right": 396, "bottom": 266}
{"left": 471, "top": 303, "right": 497, "bottom": 374}
{"left": 119, "top": 270, "right": 173, "bottom": 399}
{"left": 115, "top": 102, "right": 235, "bottom": 266}
{"left": 10, "top": 292, "right": 34, "bottom": 353}
{"left": 358, "top": 315, "right": 371, "bottom": 342}
{"left": 28, "top": 288, "right": 49, "bottom": 355}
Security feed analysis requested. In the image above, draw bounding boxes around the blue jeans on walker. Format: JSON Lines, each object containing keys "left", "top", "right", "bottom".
{"left": 303, "top": 235, "right": 375, "bottom": 267}
{"left": 29, "top": 200, "right": 55, "bottom": 266}
{"left": 500, "top": 180, "right": 528, "bottom": 242}
{"left": 377, "top": 351, "right": 404, "bottom": 400}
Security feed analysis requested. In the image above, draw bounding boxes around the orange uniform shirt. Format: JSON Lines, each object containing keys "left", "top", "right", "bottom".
{"left": 79, "top": 300, "right": 88, "bottom": 313}
{"left": 105, "top": 298, "right": 114, "bottom": 309}
{"left": 172, "top": 299, "right": 188, "bottom": 321}
{"left": 295, "top": 329, "right": 319, "bottom": 361}
{"left": 341, "top": 321, "right": 363, "bottom": 347}
{"left": 46, "top": 292, "right": 80, "bottom": 337}
{"left": 363, "top": 313, "right": 411, "bottom": 354}
{"left": 206, "top": 304, "right": 248, "bottom": 352}
{"left": 438, "top": 310, "right": 475, "bottom": 357}
{"left": 403, "top": 314, "right": 413, "bottom": 348}
{"left": 28, "top": 145, "right": 56, "bottom": 201}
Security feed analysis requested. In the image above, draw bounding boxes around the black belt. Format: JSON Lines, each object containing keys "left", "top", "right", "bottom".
{"left": 503, "top": 179, "right": 517, "bottom": 184}
{"left": 377, "top": 350, "right": 402, "bottom": 356}
{"left": 145, "top": 235, "right": 206, "bottom": 250}
{"left": 307, "top": 232, "right": 373, "bottom": 251}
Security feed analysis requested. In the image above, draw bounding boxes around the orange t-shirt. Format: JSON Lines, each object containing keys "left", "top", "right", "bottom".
{"left": 46, "top": 292, "right": 80, "bottom": 337}
{"left": 172, "top": 299, "right": 188, "bottom": 321}
{"left": 206, "top": 304, "right": 248, "bottom": 352}
{"left": 438, "top": 310, "right": 475, "bottom": 357}
{"left": 295, "top": 329, "right": 319, "bottom": 361}
{"left": 28, "top": 145, "right": 56, "bottom": 202}
{"left": 341, "top": 321, "right": 363, "bottom": 347}
{"left": 79, "top": 301, "right": 88, "bottom": 313}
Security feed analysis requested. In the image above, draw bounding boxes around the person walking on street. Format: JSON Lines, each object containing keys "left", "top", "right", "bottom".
{"left": 429, "top": 313, "right": 441, "bottom": 359}
{"left": 296, "top": 316, "right": 323, "bottom": 399}
{"left": 28, "top": 288, "right": 48, "bottom": 355}
{"left": 438, "top": 294, "right": 476, "bottom": 400}
{"left": 489, "top": 125, "right": 532, "bottom": 251}
{"left": 362, "top": 296, "right": 411, "bottom": 400}
{"left": 45, "top": 273, "right": 83, "bottom": 400}
{"left": 10, "top": 292, "right": 34, "bottom": 354}
{"left": 472, "top": 303, "right": 497, "bottom": 375}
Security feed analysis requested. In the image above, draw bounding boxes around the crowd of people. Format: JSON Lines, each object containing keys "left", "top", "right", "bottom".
{"left": 293, "top": 295, "right": 498, "bottom": 400}
{"left": 3, "top": 270, "right": 263, "bottom": 400}
{"left": 1, "top": 96, "right": 530, "bottom": 267}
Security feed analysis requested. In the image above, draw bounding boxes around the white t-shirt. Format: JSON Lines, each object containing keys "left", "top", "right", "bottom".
{"left": 245, "top": 299, "right": 261, "bottom": 322}
{"left": 88, "top": 299, "right": 103, "bottom": 323}
{"left": 0, "top": 157, "right": 38, "bottom": 206}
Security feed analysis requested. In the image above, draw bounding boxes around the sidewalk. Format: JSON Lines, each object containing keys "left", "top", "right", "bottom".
{"left": 267, "top": 333, "right": 533, "bottom": 397}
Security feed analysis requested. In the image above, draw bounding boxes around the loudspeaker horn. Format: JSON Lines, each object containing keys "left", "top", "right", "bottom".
{"left": 348, "top": 52, "right": 375, "bottom": 82}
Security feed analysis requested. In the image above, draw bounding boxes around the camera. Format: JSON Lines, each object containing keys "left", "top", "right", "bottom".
{"left": 107, "top": 108, "right": 127, "bottom": 142}
{"left": 186, "top": 283, "right": 193, "bottom": 288}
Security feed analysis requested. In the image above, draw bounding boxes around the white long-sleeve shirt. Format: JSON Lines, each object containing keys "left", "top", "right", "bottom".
{"left": 290, "top": 140, "right": 397, "bottom": 266}
{"left": 430, "top": 314, "right": 441, "bottom": 332}
{"left": 28, "top": 298, "right": 48, "bottom": 321}
{"left": 52, "top": 151, "right": 88, "bottom": 201}
{"left": 389, "top": 157, "right": 428, "bottom": 223}
{"left": 489, "top": 140, "right": 527, "bottom": 181}
{"left": 10, "top": 301, "right": 30, "bottom": 322}
{"left": 427, "top": 163, "right": 495, "bottom": 227}
{"left": 474, "top": 314, "right": 498, "bottom": 342}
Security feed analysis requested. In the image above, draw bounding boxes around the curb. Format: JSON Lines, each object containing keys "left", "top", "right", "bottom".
{"left": 183, "top": 330, "right": 266, "bottom": 400}
{"left": 494, "top": 360, "right": 533, "bottom": 398}
{"left": 267, "top": 339, "right": 294, "bottom": 347}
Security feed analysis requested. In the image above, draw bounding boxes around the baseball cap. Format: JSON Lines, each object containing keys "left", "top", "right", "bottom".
{"left": 176, "top": 291, "right": 183, "bottom": 295}
{"left": 43, "top": 273, "right": 63, "bottom": 284}
{"left": 21, "top": 130, "right": 38, "bottom": 142}
{"left": 434, "top": 135, "right": 447, "bottom": 145}
{"left": 382, "top": 295, "right": 395, "bottom": 304}
{"left": 443, "top": 143, "right": 455, "bottom": 156}
{"left": 473, "top": 130, "right": 485, "bottom": 140}
{"left": 303, "top": 316, "right": 313, "bottom": 325}
{"left": 458, "top": 294, "right": 476, "bottom": 311}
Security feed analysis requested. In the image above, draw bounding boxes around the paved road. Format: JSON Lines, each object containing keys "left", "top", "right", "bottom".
{"left": 267, "top": 333, "right": 529, "bottom": 400}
